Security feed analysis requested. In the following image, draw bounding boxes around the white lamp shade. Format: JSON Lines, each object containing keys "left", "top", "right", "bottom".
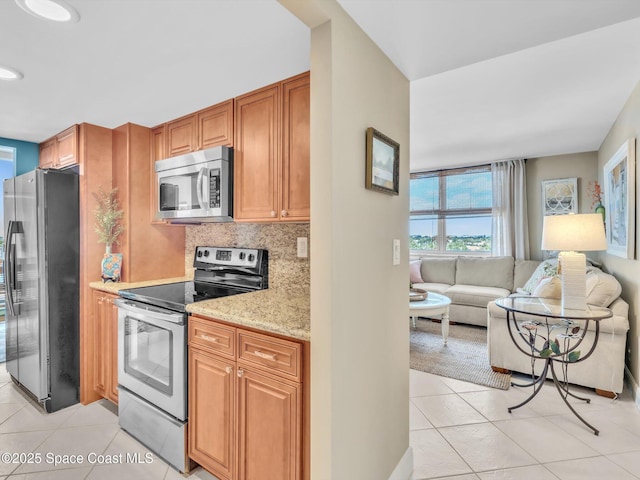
{"left": 541, "top": 213, "right": 607, "bottom": 252}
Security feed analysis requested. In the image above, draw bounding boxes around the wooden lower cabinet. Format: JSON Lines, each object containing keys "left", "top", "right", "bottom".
{"left": 92, "top": 290, "right": 119, "bottom": 404}
{"left": 237, "top": 368, "right": 301, "bottom": 480}
{"left": 189, "top": 349, "right": 235, "bottom": 480}
{"left": 188, "top": 316, "right": 304, "bottom": 480}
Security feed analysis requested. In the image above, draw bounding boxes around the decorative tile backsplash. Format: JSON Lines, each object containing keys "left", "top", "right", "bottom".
{"left": 185, "top": 223, "right": 310, "bottom": 294}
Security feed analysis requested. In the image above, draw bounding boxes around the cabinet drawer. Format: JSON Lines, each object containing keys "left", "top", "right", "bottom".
{"left": 238, "top": 330, "right": 302, "bottom": 382}
{"left": 189, "top": 317, "right": 236, "bottom": 358}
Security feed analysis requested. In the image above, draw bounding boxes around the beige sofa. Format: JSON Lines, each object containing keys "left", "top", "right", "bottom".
{"left": 411, "top": 256, "right": 540, "bottom": 327}
{"left": 412, "top": 255, "right": 630, "bottom": 394}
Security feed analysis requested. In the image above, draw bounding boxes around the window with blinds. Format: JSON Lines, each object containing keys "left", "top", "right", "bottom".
{"left": 410, "top": 166, "right": 492, "bottom": 254}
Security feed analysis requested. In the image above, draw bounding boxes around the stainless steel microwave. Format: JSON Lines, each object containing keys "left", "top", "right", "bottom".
{"left": 155, "top": 146, "right": 233, "bottom": 223}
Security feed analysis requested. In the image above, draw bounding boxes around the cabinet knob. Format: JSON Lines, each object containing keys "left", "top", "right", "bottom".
{"left": 270, "top": 211, "right": 276, "bottom": 217}
{"left": 225, "top": 366, "right": 233, "bottom": 374}
{"left": 281, "top": 210, "right": 288, "bottom": 217}
{"left": 237, "top": 368, "right": 244, "bottom": 378}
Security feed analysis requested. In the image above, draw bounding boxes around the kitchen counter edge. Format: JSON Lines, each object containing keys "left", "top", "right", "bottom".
{"left": 187, "top": 289, "right": 310, "bottom": 342}
{"left": 89, "top": 280, "right": 310, "bottom": 342}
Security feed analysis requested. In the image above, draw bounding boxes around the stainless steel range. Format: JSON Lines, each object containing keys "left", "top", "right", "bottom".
{"left": 115, "top": 246, "right": 268, "bottom": 472}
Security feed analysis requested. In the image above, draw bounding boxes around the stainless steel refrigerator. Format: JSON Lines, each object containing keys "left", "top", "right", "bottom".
{"left": 3, "top": 169, "right": 79, "bottom": 412}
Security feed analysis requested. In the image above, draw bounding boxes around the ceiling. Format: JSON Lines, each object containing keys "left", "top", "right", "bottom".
{"left": 2, "top": 1, "right": 640, "bottom": 171}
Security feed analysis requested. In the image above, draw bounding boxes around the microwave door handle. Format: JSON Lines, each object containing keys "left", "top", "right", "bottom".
{"left": 196, "top": 167, "right": 208, "bottom": 210}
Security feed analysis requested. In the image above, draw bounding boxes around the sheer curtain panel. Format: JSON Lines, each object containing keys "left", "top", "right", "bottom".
{"left": 491, "top": 159, "right": 530, "bottom": 259}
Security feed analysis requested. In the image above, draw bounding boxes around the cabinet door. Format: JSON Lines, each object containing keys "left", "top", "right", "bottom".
{"left": 189, "top": 348, "right": 236, "bottom": 480}
{"left": 234, "top": 85, "right": 279, "bottom": 221}
{"left": 166, "top": 114, "right": 197, "bottom": 156}
{"left": 56, "top": 125, "right": 78, "bottom": 168}
{"left": 280, "top": 74, "right": 310, "bottom": 222}
{"left": 150, "top": 125, "right": 166, "bottom": 223}
{"left": 107, "top": 294, "right": 119, "bottom": 404}
{"left": 198, "top": 100, "right": 233, "bottom": 149}
{"left": 237, "top": 368, "right": 301, "bottom": 480}
{"left": 92, "top": 291, "right": 108, "bottom": 397}
{"left": 39, "top": 138, "right": 56, "bottom": 169}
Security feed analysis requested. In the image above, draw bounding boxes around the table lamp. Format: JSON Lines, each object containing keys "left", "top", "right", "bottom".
{"left": 541, "top": 213, "right": 607, "bottom": 311}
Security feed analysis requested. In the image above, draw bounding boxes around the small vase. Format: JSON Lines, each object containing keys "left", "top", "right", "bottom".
{"left": 101, "top": 244, "right": 122, "bottom": 283}
{"left": 595, "top": 202, "right": 606, "bottom": 223}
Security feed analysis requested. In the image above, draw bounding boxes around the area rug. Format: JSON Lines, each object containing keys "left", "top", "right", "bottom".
{"left": 410, "top": 319, "right": 511, "bottom": 390}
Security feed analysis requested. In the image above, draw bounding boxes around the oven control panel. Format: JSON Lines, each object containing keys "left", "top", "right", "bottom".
{"left": 194, "top": 246, "right": 261, "bottom": 268}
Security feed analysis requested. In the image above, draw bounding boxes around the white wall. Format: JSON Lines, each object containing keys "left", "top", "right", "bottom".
{"left": 598, "top": 79, "right": 640, "bottom": 396}
{"left": 281, "top": 0, "right": 411, "bottom": 478}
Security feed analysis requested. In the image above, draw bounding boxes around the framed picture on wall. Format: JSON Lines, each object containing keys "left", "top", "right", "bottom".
{"left": 365, "top": 127, "right": 399, "bottom": 195}
{"left": 604, "top": 138, "right": 636, "bottom": 259}
{"left": 541, "top": 178, "right": 578, "bottom": 216}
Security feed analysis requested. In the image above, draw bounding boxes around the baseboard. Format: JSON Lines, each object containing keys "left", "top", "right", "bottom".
{"left": 388, "top": 446, "right": 413, "bottom": 480}
{"left": 624, "top": 365, "right": 640, "bottom": 410}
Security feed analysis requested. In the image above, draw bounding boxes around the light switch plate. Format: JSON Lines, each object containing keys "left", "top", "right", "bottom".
{"left": 393, "top": 239, "right": 401, "bottom": 265}
{"left": 297, "top": 237, "right": 308, "bottom": 258}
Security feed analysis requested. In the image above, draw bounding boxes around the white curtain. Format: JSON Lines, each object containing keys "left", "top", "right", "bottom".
{"left": 491, "top": 159, "right": 530, "bottom": 260}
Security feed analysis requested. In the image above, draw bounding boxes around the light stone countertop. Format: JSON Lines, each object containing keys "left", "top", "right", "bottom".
{"left": 89, "top": 279, "right": 310, "bottom": 341}
{"left": 89, "top": 276, "right": 192, "bottom": 295}
{"left": 187, "top": 288, "right": 310, "bottom": 341}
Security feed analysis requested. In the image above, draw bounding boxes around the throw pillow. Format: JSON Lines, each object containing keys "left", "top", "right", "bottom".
{"left": 531, "top": 276, "right": 561, "bottom": 299}
{"left": 585, "top": 268, "right": 622, "bottom": 307}
{"left": 410, "top": 260, "right": 424, "bottom": 284}
{"left": 522, "top": 259, "right": 558, "bottom": 294}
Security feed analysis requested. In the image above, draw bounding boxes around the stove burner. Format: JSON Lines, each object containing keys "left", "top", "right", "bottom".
{"left": 118, "top": 247, "right": 268, "bottom": 312}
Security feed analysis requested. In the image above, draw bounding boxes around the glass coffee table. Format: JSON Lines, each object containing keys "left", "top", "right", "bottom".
{"left": 409, "top": 292, "right": 452, "bottom": 345}
{"left": 495, "top": 296, "right": 612, "bottom": 435}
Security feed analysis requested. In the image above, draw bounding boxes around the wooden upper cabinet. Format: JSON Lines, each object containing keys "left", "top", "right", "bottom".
{"left": 56, "top": 125, "right": 78, "bottom": 168}
{"left": 234, "top": 72, "right": 310, "bottom": 223}
{"left": 39, "top": 124, "right": 79, "bottom": 169}
{"left": 39, "top": 138, "right": 56, "bottom": 169}
{"left": 166, "top": 114, "right": 197, "bottom": 156}
{"left": 234, "top": 85, "right": 280, "bottom": 221}
{"left": 281, "top": 74, "right": 310, "bottom": 221}
{"left": 198, "top": 100, "right": 234, "bottom": 149}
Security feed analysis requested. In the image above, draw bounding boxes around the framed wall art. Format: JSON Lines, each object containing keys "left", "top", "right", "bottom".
{"left": 604, "top": 138, "right": 636, "bottom": 259}
{"left": 365, "top": 127, "right": 399, "bottom": 195}
{"left": 541, "top": 178, "right": 578, "bottom": 216}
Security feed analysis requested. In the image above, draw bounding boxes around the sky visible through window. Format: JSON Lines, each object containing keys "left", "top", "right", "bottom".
{"left": 410, "top": 171, "right": 492, "bottom": 236}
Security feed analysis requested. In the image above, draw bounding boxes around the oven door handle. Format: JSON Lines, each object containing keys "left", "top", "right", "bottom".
{"left": 114, "top": 298, "right": 185, "bottom": 325}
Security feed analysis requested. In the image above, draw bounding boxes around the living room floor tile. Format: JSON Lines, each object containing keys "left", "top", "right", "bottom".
{"left": 410, "top": 401, "right": 433, "bottom": 430}
{"left": 410, "top": 429, "right": 473, "bottom": 479}
{"left": 476, "top": 464, "right": 559, "bottom": 480}
{"left": 544, "top": 456, "right": 638, "bottom": 480}
{"left": 548, "top": 412, "right": 640, "bottom": 455}
{"left": 493, "top": 417, "right": 598, "bottom": 463}
{"left": 458, "top": 390, "right": 539, "bottom": 422}
{"left": 409, "top": 369, "right": 640, "bottom": 479}
{"left": 606, "top": 451, "right": 640, "bottom": 477}
{"left": 438, "top": 423, "right": 537, "bottom": 472}
{"left": 410, "top": 370, "right": 455, "bottom": 397}
{"left": 412, "top": 394, "right": 487, "bottom": 428}
{"left": 437, "top": 376, "right": 492, "bottom": 394}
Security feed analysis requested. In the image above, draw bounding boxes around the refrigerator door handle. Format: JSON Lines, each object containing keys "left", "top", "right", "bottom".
{"left": 4, "top": 220, "right": 16, "bottom": 317}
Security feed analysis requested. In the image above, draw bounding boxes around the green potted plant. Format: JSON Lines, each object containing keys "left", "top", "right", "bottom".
{"left": 93, "top": 187, "right": 124, "bottom": 281}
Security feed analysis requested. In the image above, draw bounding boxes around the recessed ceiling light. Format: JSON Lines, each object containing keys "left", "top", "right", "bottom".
{"left": 15, "top": 0, "right": 80, "bottom": 23}
{"left": 0, "top": 66, "right": 24, "bottom": 81}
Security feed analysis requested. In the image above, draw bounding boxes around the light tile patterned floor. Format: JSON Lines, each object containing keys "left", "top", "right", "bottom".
{"left": 0, "top": 362, "right": 639, "bottom": 479}
{"left": 0, "top": 364, "right": 217, "bottom": 480}
{"left": 410, "top": 368, "right": 640, "bottom": 479}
